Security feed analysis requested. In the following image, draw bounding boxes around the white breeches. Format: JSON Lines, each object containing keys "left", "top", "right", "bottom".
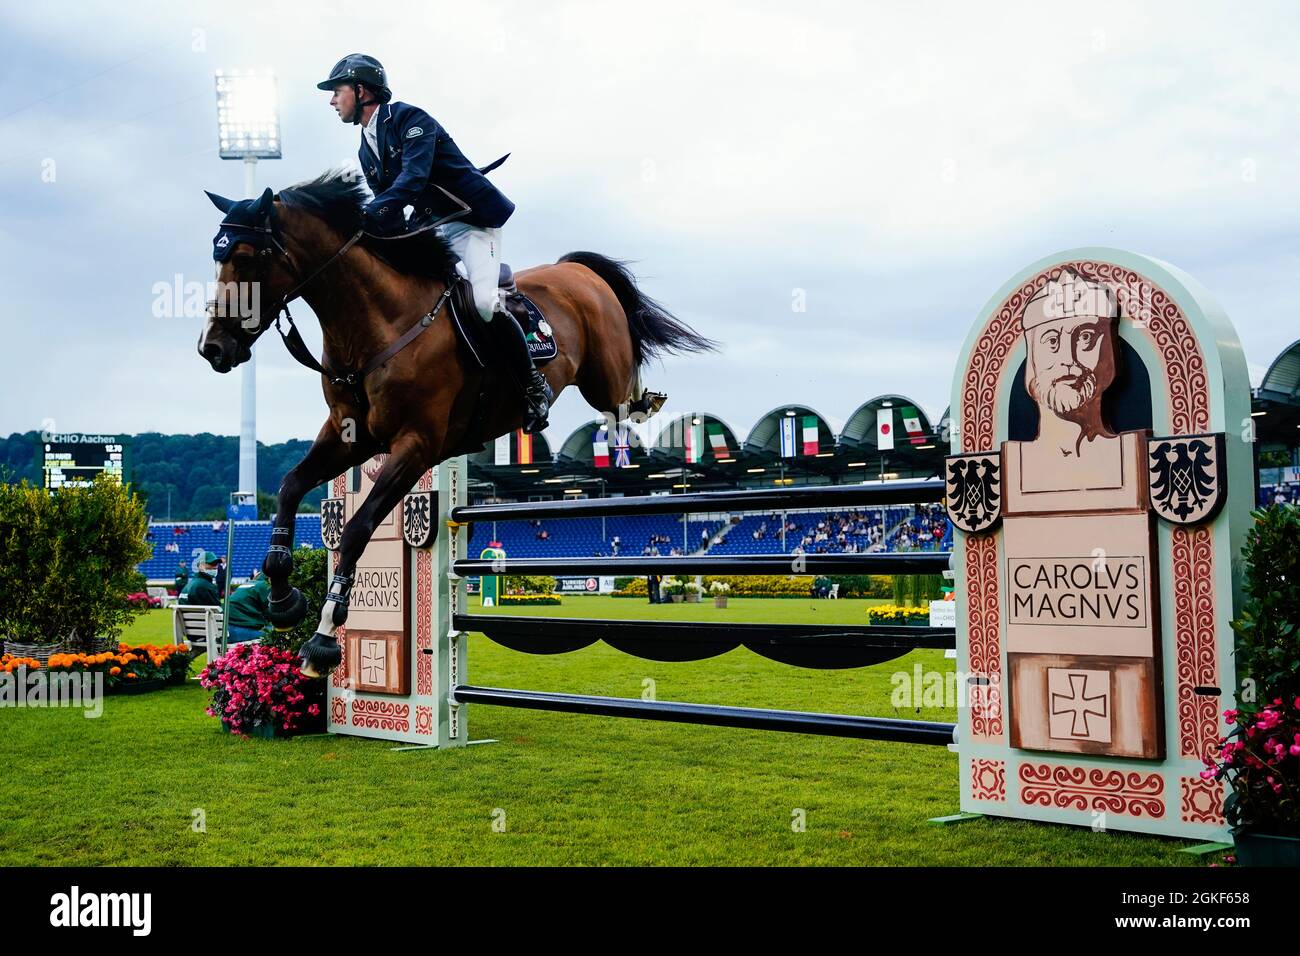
{"left": 440, "top": 221, "right": 504, "bottom": 323}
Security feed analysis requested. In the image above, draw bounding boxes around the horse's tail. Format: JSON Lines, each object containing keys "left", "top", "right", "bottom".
{"left": 558, "top": 251, "right": 718, "bottom": 367}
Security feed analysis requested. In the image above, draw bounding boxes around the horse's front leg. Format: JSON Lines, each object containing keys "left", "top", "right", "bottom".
{"left": 264, "top": 419, "right": 376, "bottom": 629}
{"left": 299, "top": 434, "right": 434, "bottom": 677}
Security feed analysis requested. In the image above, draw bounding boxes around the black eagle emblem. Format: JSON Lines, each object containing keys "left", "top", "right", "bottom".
{"left": 320, "top": 498, "right": 345, "bottom": 551}
{"left": 1148, "top": 433, "right": 1226, "bottom": 525}
{"left": 403, "top": 491, "right": 436, "bottom": 548}
{"left": 945, "top": 452, "right": 1002, "bottom": 533}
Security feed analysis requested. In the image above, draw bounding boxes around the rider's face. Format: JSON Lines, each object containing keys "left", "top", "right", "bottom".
{"left": 330, "top": 84, "right": 357, "bottom": 122}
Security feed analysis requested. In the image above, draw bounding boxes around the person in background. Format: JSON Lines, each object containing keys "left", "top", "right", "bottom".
{"left": 174, "top": 561, "right": 190, "bottom": 596}
{"left": 647, "top": 573, "right": 662, "bottom": 604}
{"left": 226, "top": 569, "right": 273, "bottom": 643}
{"left": 179, "top": 552, "right": 222, "bottom": 606}
{"left": 214, "top": 556, "right": 228, "bottom": 596}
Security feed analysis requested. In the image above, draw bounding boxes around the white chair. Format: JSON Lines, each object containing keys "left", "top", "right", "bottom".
{"left": 829, "top": 583, "right": 840, "bottom": 599}
{"left": 171, "top": 604, "right": 225, "bottom": 669}
{"left": 147, "top": 585, "right": 176, "bottom": 608}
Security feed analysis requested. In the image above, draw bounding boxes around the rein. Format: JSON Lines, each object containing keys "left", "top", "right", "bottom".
{"left": 275, "top": 284, "right": 453, "bottom": 404}
{"left": 242, "top": 218, "right": 455, "bottom": 406}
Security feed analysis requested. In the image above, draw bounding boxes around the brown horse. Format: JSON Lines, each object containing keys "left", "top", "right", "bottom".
{"left": 199, "top": 171, "right": 714, "bottom": 676}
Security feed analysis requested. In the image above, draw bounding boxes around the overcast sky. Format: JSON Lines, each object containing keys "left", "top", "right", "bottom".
{"left": 2, "top": 0, "right": 1298, "bottom": 447}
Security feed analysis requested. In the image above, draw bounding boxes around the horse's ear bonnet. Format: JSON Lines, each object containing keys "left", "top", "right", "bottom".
{"left": 208, "top": 187, "right": 280, "bottom": 262}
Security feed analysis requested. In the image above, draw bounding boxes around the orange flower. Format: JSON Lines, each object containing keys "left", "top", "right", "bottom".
{"left": 125, "top": 672, "right": 136, "bottom": 679}
{"left": 110, "top": 666, "right": 121, "bottom": 676}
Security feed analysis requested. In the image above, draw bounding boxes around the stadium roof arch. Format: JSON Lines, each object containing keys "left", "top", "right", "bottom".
{"left": 645, "top": 411, "right": 744, "bottom": 476}
{"left": 468, "top": 429, "right": 554, "bottom": 472}
{"left": 838, "top": 395, "right": 945, "bottom": 479}
{"left": 1252, "top": 338, "right": 1300, "bottom": 449}
{"left": 741, "top": 404, "right": 841, "bottom": 482}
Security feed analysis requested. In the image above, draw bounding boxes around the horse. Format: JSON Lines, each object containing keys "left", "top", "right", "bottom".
{"left": 198, "top": 171, "right": 715, "bottom": 677}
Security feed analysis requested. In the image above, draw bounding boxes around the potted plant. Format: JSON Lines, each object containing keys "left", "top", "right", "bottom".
{"left": 683, "top": 580, "right": 705, "bottom": 604}
{"left": 662, "top": 577, "right": 686, "bottom": 603}
{"left": 710, "top": 580, "right": 731, "bottom": 609}
{"left": 200, "top": 642, "right": 325, "bottom": 738}
{"left": 1202, "top": 699, "right": 1300, "bottom": 864}
{"left": 1202, "top": 505, "right": 1300, "bottom": 865}
{"left": 0, "top": 478, "right": 150, "bottom": 661}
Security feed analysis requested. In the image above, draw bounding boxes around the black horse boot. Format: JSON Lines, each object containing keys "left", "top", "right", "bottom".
{"left": 489, "top": 302, "right": 553, "bottom": 433}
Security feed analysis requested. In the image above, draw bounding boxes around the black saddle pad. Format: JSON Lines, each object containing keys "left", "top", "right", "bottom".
{"left": 515, "top": 294, "right": 558, "bottom": 362}
{"left": 449, "top": 281, "right": 557, "bottom": 369}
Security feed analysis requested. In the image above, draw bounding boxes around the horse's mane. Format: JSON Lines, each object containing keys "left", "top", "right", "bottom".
{"left": 277, "top": 169, "right": 458, "bottom": 279}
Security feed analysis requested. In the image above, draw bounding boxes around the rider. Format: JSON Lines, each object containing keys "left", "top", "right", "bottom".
{"left": 317, "top": 53, "right": 552, "bottom": 432}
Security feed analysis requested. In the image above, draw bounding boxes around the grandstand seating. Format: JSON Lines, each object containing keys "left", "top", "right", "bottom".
{"left": 472, "top": 513, "right": 724, "bottom": 558}
{"left": 709, "top": 507, "right": 909, "bottom": 555}
{"left": 138, "top": 504, "right": 958, "bottom": 579}
{"left": 140, "top": 514, "right": 322, "bottom": 581}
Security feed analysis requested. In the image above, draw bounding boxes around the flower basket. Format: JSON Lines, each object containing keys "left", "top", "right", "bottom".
{"left": 108, "top": 678, "right": 165, "bottom": 696}
{"left": 670, "top": 594, "right": 683, "bottom": 603}
{"left": 685, "top": 592, "right": 700, "bottom": 603}
{"left": 0, "top": 639, "right": 68, "bottom": 665}
{"left": 714, "top": 596, "right": 728, "bottom": 609}
{"left": 201, "top": 643, "right": 324, "bottom": 738}
{"left": 1232, "top": 829, "right": 1300, "bottom": 867}
{"left": 222, "top": 709, "right": 327, "bottom": 738}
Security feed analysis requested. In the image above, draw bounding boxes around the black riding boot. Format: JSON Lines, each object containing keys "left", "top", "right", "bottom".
{"left": 489, "top": 301, "right": 553, "bottom": 433}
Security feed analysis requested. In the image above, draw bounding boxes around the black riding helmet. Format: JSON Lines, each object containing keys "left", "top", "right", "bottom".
{"left": 317, "top": 54, "right": 392, "bottom": 124}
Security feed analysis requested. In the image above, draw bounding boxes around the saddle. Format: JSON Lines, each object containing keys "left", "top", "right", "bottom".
{"left": 448, "top": 263, "right": 557, "bottom": 370}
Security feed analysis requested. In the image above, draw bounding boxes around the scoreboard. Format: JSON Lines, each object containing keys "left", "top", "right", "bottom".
{"left": 41, "top": 434, "right": 127, "bottom": 490}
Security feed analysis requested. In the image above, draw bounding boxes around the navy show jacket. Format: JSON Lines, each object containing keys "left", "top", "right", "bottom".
{"left": 360, "top": 101, "right": 515, "bottom": 232}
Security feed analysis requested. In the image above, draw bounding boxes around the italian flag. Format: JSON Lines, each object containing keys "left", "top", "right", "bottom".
{"left": 707, "top": 423, "right": 730, "bottom": 459}
{"left": 801, "top": 416, "right": 818, "bottom": 456}
{"left": 685, "top": 421, "right": 704, "bottom": 463}
{"left": 900, "top": 406, "right": 924, "bottom": 445}
{"left": 593, "top": 426, "right": 610, "bottom": 468}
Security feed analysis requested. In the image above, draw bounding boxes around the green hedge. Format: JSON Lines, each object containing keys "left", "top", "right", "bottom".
{"left": 0, "top": 476, "right": 151, "bottom": 647}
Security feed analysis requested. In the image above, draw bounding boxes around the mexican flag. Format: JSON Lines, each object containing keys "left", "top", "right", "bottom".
{"left": 877, "top": 408, "right": 894, "bottom": 451}
{"left": 593, "top": 426, "right": 610, "bottom": 468}
{"left": 900, "top": 406, "right": 924, "bottom": 445}
{"left": 801, "top": 415, "right": 818, "bottom": 456}
{"left": 685, "top": 421, "right": 704, "bottom": 463}
{"left": 706, "top": 423, "right": 730, "bottom": 459}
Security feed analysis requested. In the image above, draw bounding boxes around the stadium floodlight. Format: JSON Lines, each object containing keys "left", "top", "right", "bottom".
{"left": 214, "top": 68, "right": 282, "bottom": 505}
{"left": 215, "top": 69, "right": 281, "bottom": 159}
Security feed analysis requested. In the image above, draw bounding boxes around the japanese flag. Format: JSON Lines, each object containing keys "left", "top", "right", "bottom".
{"left": 877, "top": 408, "right": 894, "bottom": 451}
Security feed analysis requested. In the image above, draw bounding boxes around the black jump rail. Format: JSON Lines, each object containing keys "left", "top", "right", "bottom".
{"left": 454, "top": 552, "right": 951, "bottom": 577}
{"left": 452, "top": 685, "right": 957, "bottom": 745}
{"left": 451, "top": 479, "right": 945, "bottom": 522}
{"left": 456, "top": 614, "right": 955, "bottom": 668}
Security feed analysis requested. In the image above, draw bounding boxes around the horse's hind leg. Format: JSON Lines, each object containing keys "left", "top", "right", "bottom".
{"left": 299, "top": 434, "right": 433, "bottom": 677}
{"left": 574, "top": 311, "right": 639, "bottom": 419}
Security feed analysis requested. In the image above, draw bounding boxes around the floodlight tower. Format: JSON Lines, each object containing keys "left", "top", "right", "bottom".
{"left": 214, "top": 69, "right": 282, "bottom": 503}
